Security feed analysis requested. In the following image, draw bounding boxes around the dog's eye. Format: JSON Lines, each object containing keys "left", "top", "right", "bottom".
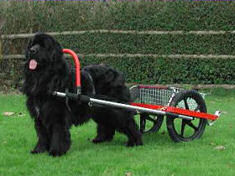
{"left": 30, "top": 44, "right": 40, "bottom": 54}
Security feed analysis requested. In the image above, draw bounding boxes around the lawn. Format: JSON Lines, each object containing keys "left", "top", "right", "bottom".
{"left": 0, "top": 89, "right": 235, "bottom": 176}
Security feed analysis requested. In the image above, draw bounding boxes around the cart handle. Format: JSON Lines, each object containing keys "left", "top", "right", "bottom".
{"left": 62, "top": 49, "right": 81, "bottom": 94}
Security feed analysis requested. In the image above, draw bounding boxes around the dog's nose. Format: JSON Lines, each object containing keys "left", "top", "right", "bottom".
{"left": 30, "top": 47, "right": 37, "bottom": 54}
{"left": 30, "top": 44, "right": 40, "bottom": 54}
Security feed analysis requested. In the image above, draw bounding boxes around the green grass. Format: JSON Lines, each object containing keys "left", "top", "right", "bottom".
{"left": 0, "top": 89, "right": 235, "bottom": 176}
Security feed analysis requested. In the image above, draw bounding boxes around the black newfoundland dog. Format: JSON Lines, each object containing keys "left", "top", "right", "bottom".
{"left": 23, "top": 33, "right": 142, "bottom": 156}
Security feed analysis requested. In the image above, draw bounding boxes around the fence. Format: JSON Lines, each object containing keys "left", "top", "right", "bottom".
{"left": 2, "top": 30, "right": 235, "bottom": 60}
{"left": 1, "top": 29, "right": 235, "bottom": 90}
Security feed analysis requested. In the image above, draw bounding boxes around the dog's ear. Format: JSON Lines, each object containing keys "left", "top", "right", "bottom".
{"left": 104, "top": 69, "right": 125, "bottom": 87}
{"left": 51, "top": 40, "right": 63, "bottom": 62}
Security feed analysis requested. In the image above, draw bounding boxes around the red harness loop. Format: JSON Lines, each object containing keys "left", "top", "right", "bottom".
{"left": 63, "top": 49, "right": 81, "bottom": 94}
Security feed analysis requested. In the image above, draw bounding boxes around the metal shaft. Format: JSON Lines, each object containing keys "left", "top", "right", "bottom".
{"left": 89, "top": 98, "right": 193, "bottom": 120}
{"left": 53, "top": 91, "right": 194, "bottom": 120}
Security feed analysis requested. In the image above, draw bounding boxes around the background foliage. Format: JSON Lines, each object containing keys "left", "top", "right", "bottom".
{"left": 0, "top": 1, "right": 235, "bottom": 89}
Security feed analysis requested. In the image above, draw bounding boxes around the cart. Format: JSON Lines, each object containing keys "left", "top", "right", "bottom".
{"left": 54, "top": 49, "right": 221, "bottom": 142}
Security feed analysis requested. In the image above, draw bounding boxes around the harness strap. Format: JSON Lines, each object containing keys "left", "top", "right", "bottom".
{"left": 65, "top": 70, "right": 96, "bottom": 112}
{"left": 85, "top": 71, "right": 96, "bottom": 95}
{"left": 65, "top": 88, "right": 72, "bottom": 112}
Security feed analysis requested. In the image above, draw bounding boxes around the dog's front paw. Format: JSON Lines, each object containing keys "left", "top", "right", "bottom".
{"left": 126, "top": 140, "right": 143, "bottom": 147}
{"left": 92, "top": 137, "right": 105, "bottom": 143}
{"left": 49, "top": 144, "right": 69, "bottom": 157}
{"left": 49, "top": 149, "right": 66, "bottom": 157}
{"left": 135, "top": 138, "right": 143, "bottom": 146}
{"left": 126, "top": 141, "right": 135, "bottom": 147}
{"left": 92, "top": 136, "right": 113, "bottom": 143}
{"left": 31, "top": 147, "right": 47, "bottom": 154}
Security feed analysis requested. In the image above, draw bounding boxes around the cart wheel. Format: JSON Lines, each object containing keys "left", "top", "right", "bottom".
{"left": 166, "top": 90, "right": 207, "bottom": 142}
{"left": 140, "top": 113, "right": 164, "bottom": 133}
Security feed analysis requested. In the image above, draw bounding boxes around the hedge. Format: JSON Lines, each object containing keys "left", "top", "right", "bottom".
{"left": 0, "top": 1, "right": 235, "bottom": 88}
{"left": 80, "top": 56, "right": 235, "bottom": 84}
{"left": 1, "top": 2, "right": 235, "bottom": 32}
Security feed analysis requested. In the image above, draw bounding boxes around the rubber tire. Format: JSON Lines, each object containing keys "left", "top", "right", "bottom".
{"left": 166, "top": 90, "right": 207, "bottom": 142}
{"left": 140, "top": 113, "right": 164, "bottom": 134}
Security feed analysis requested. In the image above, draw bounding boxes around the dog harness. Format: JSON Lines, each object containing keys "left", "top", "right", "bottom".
{"left": 84, "top": 70, "right": 96, "bottom": 95}
{"left": 65, "top": 70, "right": 96, "bottom": 112}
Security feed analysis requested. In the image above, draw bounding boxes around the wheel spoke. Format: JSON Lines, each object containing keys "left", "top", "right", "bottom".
{"left": 183, "top": 98, "right": 190, "bottom": 110}
{"left": 185, "top": 121, "right": 198, "bottom": 131}
{"left": 145, "top": 116, "right": 156, "bottom": 123}
{"left": 194, "top": 105, "right": 200, "bottom": 112}
{"left": 140, "top": 118, "right": 146, "bottom": 132}
{"left": 180, "top": 119, "right": 186, "bottom": 137}
{"left": 141, "top": 114, "right": 164, "bottom": 133}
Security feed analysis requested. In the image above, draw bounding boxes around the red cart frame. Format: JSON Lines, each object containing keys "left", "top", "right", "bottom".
{"left": 54, "top": 49, "right": 221, "bottom": 142}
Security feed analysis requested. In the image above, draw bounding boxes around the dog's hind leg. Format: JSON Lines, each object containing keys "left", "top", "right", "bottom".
{"left": 128, "top": 118, "right": 143, "bottom": 146}
{"left": 31, "top": 118, "right": 49, "bottom": 154}
{"left": 122, "top": 128, "right": 136, "bottom": 147}
{"left": 92, "top": 123, "right": 115, "bottom": 143}
{"left": 122, "top": 119, "right": 143, "bottom": 147}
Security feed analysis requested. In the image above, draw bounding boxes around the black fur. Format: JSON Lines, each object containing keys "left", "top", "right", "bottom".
{"left": 23, "top": 33, "right": 142, "bottom": 157}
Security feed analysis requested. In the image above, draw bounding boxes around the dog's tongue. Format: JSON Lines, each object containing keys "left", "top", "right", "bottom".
{"left": 29, "top": 59, "right": 37, "bottom": 70}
